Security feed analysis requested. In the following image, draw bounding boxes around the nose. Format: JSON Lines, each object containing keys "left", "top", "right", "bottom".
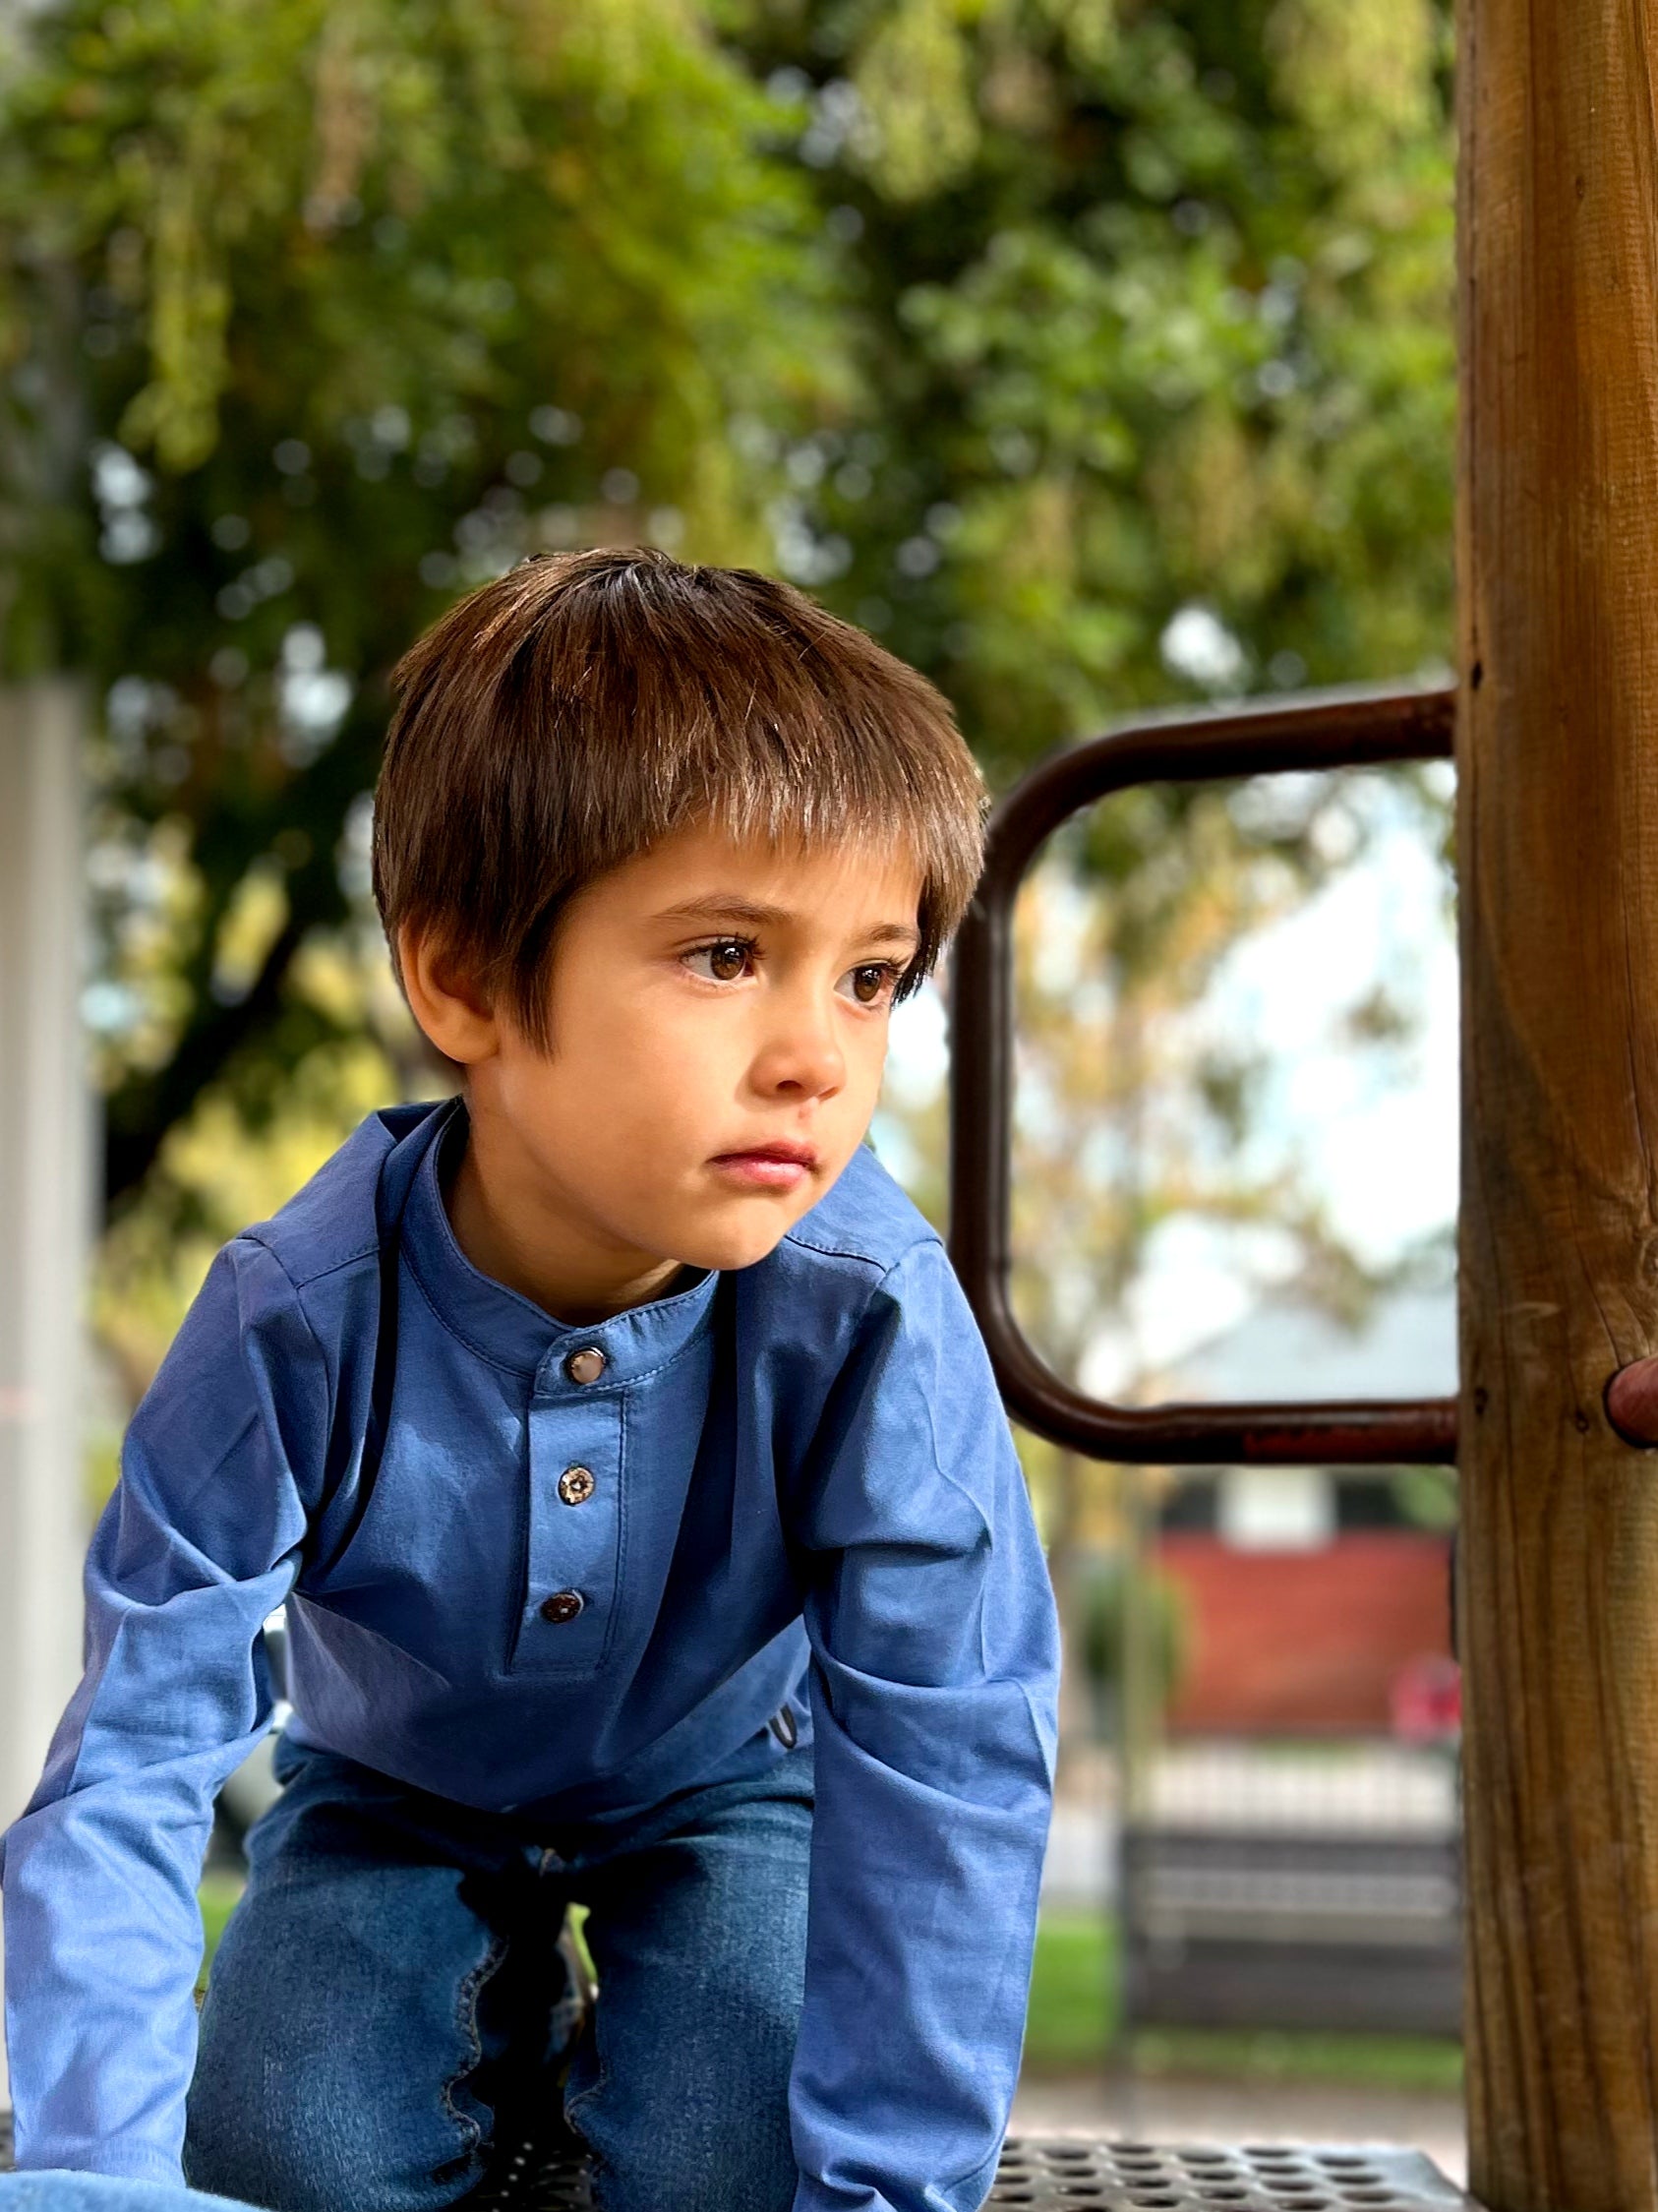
{"left": 750, "top": 985, "right": 846, "bottom": 1102}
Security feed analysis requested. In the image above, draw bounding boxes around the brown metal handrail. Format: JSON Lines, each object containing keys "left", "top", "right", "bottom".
{"left": 946, "top": 682, "right": 1458, "bottom": 1466}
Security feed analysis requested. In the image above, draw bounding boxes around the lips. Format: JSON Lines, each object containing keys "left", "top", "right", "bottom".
{"left": 711, "top": 1150, "right": 822, "bottom": 1185}
{"left": 713, "top": 1142, "right": 818, "bottom": 1169}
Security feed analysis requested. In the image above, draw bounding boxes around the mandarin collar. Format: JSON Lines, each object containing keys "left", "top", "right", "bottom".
{"left": 398, "top": 1098, "right": 720, "bottom": 1388}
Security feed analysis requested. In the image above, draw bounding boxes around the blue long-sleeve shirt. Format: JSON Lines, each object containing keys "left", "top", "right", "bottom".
{"left": 1, "top": 1096, "right": 1059, "bottom": 2211}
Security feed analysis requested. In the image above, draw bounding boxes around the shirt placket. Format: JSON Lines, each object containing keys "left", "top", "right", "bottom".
{"left": 514, "top": 1342, "right": 624, "bottom": 1674}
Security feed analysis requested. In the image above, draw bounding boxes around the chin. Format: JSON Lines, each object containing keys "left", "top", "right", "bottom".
{"left": 677, "top": 1214, "right": 802, "bottom": 1275}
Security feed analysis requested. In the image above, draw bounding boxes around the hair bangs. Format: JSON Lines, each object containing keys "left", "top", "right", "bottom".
{"left": 374, "top": 548, "right": 988, "bottom": 1046}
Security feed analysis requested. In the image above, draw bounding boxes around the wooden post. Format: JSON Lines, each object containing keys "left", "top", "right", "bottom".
{"left": 0, "top": 680, "right": 91, "bottom": 2111}
{"left": 1456, "top": 0, "right": 1658, "bottom": 2202}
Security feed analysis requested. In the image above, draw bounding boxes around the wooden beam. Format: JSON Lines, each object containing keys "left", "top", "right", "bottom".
{"left": 0, "top": 680, "right": 91, "bottom": 2112}
{"left": 1456, "top": 0, "right": 1658, "bottom": 2202}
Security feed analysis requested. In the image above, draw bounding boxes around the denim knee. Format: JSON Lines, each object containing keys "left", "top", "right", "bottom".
{"left": 568, "top": 2029, "right": 798, "bottom": 2212}
{"left": 564, "top": 1859, "right": 805, "bottom": 2212}
{"left": 185, "top": 2016, "right": 487, "bottom": 2212}
{"left": 183, "top": 1836, "right": 503, "bottom": 2212}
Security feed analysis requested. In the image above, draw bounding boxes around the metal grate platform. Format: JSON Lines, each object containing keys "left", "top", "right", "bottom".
{"left": 1, "top": 2119, "right": 1473, "bottom": 2210}
{"left": 985, "top": 2144, "right": 1469, "bottom": 2210}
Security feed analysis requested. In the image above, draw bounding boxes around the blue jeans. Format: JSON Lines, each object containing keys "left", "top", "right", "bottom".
{"left": 182, "top": 1728, "right": 814, "bottom": 2212}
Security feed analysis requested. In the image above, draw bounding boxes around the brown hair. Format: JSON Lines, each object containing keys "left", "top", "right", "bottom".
{"left": 372, "top": 545, "right": 988, "bottom": 1046}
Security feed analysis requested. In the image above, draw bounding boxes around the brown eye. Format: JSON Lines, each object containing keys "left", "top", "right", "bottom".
{"left": 686, "top": 938, "right": 753, "bottom": 984}
{"left": 850, "top": 964, "right": 895, "bottom": 1006}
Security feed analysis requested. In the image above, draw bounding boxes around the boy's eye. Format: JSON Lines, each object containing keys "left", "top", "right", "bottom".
{"left": 842, "top": 963, "right": 900, "bottom": 1008}
{"left": 684, "top": 938, "right": 755, "bottom": 984}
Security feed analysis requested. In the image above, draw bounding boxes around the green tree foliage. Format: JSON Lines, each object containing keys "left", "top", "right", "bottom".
{"left": 0, "top": 0, "right": 844, "bottom": 1208}
{"left": 738, "top": 0, "right": 1455, "bottom": 777}
{"left": 0, "top": 0, "right": 1456, "bottom": 1399}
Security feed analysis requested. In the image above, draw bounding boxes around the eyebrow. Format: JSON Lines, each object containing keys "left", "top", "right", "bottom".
{"left": 651, "top": 895, "right": 921, "bottom": 955}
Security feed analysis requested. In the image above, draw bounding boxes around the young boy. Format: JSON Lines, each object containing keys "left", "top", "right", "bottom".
{"left": 0, "top": 549, "right": 1060, "bottom": 2212}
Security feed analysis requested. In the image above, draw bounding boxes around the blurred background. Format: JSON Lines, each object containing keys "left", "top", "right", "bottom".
{"left": 0, "top": 0, "right": 1461, "bottom": 2169}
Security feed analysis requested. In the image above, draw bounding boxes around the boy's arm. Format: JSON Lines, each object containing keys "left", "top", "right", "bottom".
{"left": 787, "top": 1235, "right": 1061, "bottom": 2212}
{"left": 0, "top": 1239, "right": 320, "bottom": 2183}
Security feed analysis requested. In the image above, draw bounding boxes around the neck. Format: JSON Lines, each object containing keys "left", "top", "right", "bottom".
{"left": 441, "top": 1106, "right": 694, "bottom": 1326}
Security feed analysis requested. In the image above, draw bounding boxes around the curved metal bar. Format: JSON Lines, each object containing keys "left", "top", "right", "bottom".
{"left": 946, "top": 682, "right": 1459, "bottom": 1466}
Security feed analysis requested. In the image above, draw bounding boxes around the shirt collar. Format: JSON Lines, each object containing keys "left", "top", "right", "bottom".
{"left": 399, "top": 1097, "right": 720, "bottom": 1389}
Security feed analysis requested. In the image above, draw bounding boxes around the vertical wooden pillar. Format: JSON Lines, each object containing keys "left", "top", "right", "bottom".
{"left": 1457, "top": 0, "right": 1658, "bottom": 2202}
{"left": 0, "top": 681, "right": 91, "bottom": 2110}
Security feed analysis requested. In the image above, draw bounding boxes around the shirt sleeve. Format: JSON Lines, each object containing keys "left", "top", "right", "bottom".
{"left": 0, "top": 1237, "right": 322, "bottom": 2183}
{"left": 786, "top": 1235, "right": 1061, "bottom": 2212}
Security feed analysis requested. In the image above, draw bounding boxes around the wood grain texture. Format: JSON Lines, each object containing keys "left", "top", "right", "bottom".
{"left": 1458, "top": 0, "right": 1658, "bottom": 2204}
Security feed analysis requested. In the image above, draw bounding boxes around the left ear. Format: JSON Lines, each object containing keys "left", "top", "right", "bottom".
{"left": 398, "top": 922, "right": 501, "bottom": 1065}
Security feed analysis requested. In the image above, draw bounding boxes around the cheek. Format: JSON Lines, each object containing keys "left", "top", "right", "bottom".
{"left": 510, "top": 1001, "right": 724, "bottom": 1149}
{"left": 594, "top": 997, "right": 731, "bottom": 1115}
{"left": 845, "top": 1026, "right": 892, "bottom": 1104}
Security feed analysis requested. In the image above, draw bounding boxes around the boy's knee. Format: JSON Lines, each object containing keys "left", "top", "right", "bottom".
{"left": 183, "top": 2096, "right": 317, "bottom": 2212}
{"left": 567, "top": 1990, "right": 799, "bottom": 2212}
{"left": 185, "top": 2015, "right": 485, "bottom": 2212}
{"left": 579, "top": 2111, "right": 797, "bottom": 2212}
{"left": 184, "top": 2098, "right": 481, "bottom": 2212}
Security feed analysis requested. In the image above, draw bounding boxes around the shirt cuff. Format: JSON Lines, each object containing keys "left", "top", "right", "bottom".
{"left": 11, "top": 2146, "right": 188, "bottom": 2189}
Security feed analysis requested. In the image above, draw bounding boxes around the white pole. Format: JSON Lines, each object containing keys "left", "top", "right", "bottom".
{"left": 0, "top": 679, "right": 92, "bottom": 2115}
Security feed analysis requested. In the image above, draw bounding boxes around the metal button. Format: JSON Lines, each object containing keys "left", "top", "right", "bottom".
{"left": 558, "top": 1465, "right": 596, "bottom": 1507}
{"left": 540, "top": 1589, "right": 585, "bottom": 1625}
{"left": 565, "top": 1345, "right": 607, "bottom": 1386}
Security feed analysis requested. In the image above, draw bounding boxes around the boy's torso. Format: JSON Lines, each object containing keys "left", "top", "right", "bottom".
{"left": 240, "top": 1097, "right": 936, "bottom": 1820}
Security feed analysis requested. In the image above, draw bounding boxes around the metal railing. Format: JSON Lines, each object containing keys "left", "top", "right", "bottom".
{"left": 946, "top": 682, "right": 1459, "bottom": 1468}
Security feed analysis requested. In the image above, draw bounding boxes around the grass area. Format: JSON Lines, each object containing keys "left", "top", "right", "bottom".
{"left": 197, "top": 1871, "right": 246, "bottom": 1994}
{"left": 1025, "top": 1910, "right": 1463, "bottom": 2094}
{"left": 1128, "top": 2025, "right": 1463, "bottom": 2095}
{"left": 1023, "top": 1908, "right": 1116, "bottom": 2067}
{"left": 194, "top": 1881, "right": 1461, "bottom": 2096}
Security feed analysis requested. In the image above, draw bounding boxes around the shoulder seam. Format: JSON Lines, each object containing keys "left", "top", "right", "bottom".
{"left": 231, "top": 1232, "right": 338, "bottom": 1372}
{"left": 237, "top": 1226, "right": 380, "bottom": 1293}
{"left": 218, "top": 1233, "right": 341, "bottom": 1525}
{"left": 782, "top": 1224, "right": 941, "bottom": 1274}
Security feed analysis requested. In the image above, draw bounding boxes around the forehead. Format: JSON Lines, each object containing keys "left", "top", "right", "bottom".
{"left": 600, "top": 818, "right": 924, "bottom": 932}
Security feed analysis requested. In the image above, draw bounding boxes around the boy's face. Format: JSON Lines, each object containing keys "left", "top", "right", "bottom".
{"left": 405, "top": 817, "right": 925, "bottom": 1313}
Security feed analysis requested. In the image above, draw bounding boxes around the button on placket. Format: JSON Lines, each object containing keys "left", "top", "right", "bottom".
{"left": 516, "top": 1349, "right": 622, "bottom": 1672}
{"left": 558, "top": 1465, "right": 596, "bottom": 1507}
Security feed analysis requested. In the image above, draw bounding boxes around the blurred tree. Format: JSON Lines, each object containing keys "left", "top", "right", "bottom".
{"left": 0, "top": 0, "right": 1457, "bottom": 1416}
{"left": 1077, "top": 1550, "right": 1189, "bottom": 1744}
{"left": 734, "top": 0, "right": 1455, "bottom": 781}
{"left": 0, "top": 0, "right": 847, "bottom": 1216}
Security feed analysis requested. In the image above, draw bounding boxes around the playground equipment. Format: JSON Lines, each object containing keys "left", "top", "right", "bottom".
{"left": 949, "top": 683, "right": 1457, "bottom": 1469}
